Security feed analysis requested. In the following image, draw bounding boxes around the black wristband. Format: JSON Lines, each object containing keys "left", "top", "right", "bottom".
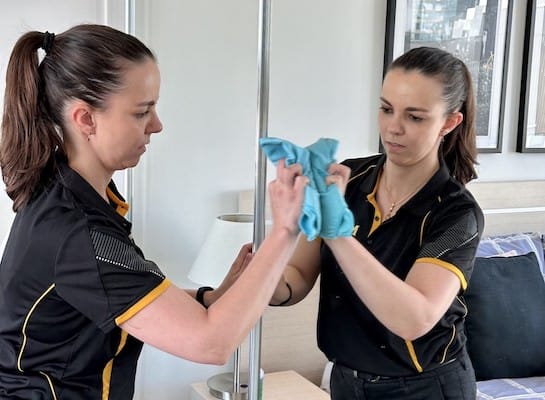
{"left": 272, "top": 282, "right": 292, "bottom": 307}
{"left": 196, "top": 286, "right": 214, "bottom": 308}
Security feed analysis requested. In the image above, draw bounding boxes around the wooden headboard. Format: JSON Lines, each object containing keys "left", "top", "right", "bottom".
{"left": 238, "top": 180, "right": 545, "bottom": 385}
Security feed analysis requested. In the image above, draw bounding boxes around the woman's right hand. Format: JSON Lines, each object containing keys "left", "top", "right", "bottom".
{"left": 268, "top": 159, "right": 308, "bottom": 236}
{"left": 326, "top": 162, "right": 351, "bottom": 195}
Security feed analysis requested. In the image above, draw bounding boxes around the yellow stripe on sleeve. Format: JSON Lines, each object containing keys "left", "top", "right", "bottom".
{"left": 115, "top": 279, "right": 171, "bottom": 326}
{"left": 417, "top": 257, "right": 468, "bottom": 290}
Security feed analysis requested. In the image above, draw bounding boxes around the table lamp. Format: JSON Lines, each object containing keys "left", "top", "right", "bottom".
{"left": 188, "top": 213, "right": 254, "bottom": 400}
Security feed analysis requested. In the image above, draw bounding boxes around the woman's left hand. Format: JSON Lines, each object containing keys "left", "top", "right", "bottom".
{"left": 326, "top": 163, "right": 351, "bottom": 195}
{"left": 209, "top": 243, "right": 254, "bottom": 304}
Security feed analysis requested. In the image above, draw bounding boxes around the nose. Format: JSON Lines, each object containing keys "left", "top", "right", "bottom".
{"left": 384, "top": 113, "right": 403, "bottom": 136}
{"left": 147, "top": 110, "right": 163, "bottom": 135}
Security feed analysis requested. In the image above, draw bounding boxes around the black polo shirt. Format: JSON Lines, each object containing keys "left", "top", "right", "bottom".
{"left": 0, "top": 157, "right": 170, "bottom": 399}
{"left": 317, "top": 154, "right": 484, "bottom": 376}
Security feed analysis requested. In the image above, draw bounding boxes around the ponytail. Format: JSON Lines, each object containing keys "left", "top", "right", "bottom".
{"left": 441, "top": 63, "right": 478, "bottom": 185}
{"left": 1, "top": 31, "right": 63, "bottom": 211}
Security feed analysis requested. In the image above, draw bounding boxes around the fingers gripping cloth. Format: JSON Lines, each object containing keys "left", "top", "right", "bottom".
{"left": 259, "top": 137, "right": 354, "bottom": 240}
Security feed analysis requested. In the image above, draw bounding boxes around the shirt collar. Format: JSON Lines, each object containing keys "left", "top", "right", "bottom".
{"left": 357, "top": 154, "right": 452, "bottom": 217}
{"left": 56, "top": 155, "right": 132, "bottom": 232}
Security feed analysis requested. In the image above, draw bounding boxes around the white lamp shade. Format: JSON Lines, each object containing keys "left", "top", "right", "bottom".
{"left": 188, "top": 214, "right": 253, "bottom": 287}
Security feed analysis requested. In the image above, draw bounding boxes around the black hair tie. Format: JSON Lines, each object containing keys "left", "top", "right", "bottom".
{"left": 41, "top": 31, "right": 55, "bottom": 54}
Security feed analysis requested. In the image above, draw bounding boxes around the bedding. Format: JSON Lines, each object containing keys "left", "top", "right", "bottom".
{"left": 476, "top": 232, "right": 545, "bottom": 276}
{"left": 477, "top": 376, "right": 545, "bottom": 399}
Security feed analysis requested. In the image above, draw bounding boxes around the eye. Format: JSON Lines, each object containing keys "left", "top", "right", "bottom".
{"left": 408, "top": 114, "right": 423, "bottom": 122}
{"left": 135, "top": 110, "right": 150, "bottom": 119}
{"left": 379, "top": 106, "right": 392, "bottom": 114}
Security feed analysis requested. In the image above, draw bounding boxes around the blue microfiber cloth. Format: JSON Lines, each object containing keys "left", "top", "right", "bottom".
{"left": 259, "top": 137, "right": 354, "bottom": 240}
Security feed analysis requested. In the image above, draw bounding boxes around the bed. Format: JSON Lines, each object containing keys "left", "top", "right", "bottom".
{"left": 238, "top": 180, "right": 545, "bottom": 399}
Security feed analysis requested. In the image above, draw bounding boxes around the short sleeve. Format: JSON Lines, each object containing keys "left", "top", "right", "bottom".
{"left": 417, "top": 200, "right": 483, "bottom": 291}
{"left": 55, "top": 222, "right": 167, "bottom": 332}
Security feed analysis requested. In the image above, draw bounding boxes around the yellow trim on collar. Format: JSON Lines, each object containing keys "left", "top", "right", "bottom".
{"left": 367, "top": 170, "right": 383, "bottom": 236}
{"left": 115, "top": 279, "right": 172, "bottom": 326}
{"left": 417, "top": 257, "right": 468, "bottom": 290}
{"left": 106, "top": 187, "right": 129, "bottom": 217}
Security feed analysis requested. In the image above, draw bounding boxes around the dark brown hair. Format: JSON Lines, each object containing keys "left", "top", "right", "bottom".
{"left": 0, "top": 24, "right": 155, "bottom": 211}
{"left": 388, "top": 46, "right": 478, "bottom": 185}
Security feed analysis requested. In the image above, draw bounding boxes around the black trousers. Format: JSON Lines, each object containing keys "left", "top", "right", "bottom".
{"left": 330, "top": 351, "right": 476, "bottom": 400}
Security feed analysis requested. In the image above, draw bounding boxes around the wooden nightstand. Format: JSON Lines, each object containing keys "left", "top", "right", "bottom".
{"left": 189, "top": 370, "right": 330, "bottom": 400}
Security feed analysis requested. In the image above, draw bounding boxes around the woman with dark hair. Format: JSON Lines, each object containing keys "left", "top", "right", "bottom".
{"left": 270, "top": 46, "right": 484, "bottom": 399}
{"left": 0, "top": 24, "right": 307, "bottom": 399}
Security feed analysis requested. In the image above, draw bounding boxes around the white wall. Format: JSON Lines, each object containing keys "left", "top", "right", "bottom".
{"left": 1, "top": 1, "right": 544, "bottom": 400}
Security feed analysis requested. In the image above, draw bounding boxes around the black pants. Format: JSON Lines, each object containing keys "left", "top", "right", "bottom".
{"left": 330, "top": 352, "right": 476, "bottom": 400}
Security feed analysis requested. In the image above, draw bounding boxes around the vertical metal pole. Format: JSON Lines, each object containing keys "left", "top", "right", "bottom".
{"left": 249, "top": 0, "right": 271, "bottom": 399}
{"left": 124, "top": 0, "right": 136, "bottom": 222}
{"left": 232, "top": 347, "right": 241, "bottom": 393}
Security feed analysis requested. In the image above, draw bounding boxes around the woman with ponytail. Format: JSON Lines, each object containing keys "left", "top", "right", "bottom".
{"left": 0, "top": 24, "right": 307, "bottom": 399}
{"left": 269, "top": 47, "right": 484, "bottom": 399}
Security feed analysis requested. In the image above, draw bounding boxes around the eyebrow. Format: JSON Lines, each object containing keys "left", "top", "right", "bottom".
{"left": 136, "top": 100, "right": 156, "bottom": 107}
{"left": 380, "top": 97, "right": 429, "bottom": 113}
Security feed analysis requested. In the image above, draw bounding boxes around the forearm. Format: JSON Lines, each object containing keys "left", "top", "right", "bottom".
{"left": 205, "top": 227, "right": 299, "bottom": 349}
{"left": 324, "top": 236, "right": 439, "bottom": 340}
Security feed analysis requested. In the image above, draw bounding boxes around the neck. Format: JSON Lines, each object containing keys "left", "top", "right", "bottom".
{"left": 383, "top": 158, "right": 439, "bottom": 194}
{"left": 380, "top": 159, "right": 439, "bottom": 219}
{"left": 68, "top": 158, "right": 112, "bottom": 202}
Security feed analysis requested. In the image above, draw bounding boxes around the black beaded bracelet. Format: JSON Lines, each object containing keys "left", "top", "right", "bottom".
{"left": 196, "top": 286, "right": 214, "bottom": 308}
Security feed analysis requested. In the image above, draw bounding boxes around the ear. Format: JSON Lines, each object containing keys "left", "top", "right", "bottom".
{"left": 68, "top": 101, "right": 96, "bottom": 140}
{"left": 440, "top": 111, "right": 463, "bottom": 137}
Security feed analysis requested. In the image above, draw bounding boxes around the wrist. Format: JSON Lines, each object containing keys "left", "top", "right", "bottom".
{"left": 196, "top": 286, "right": 214, "bottom": 308}
{"left": 270, "top": 281, "right": 292, "bottom": 307}
{"left": 269, "top": 225, "right": 299, "bottom": 241}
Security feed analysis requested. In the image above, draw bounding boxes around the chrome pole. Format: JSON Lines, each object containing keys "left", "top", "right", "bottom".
{"left": 124, "top": 0, "right": 135, "bottom": 221}
{"left": 249, "top": 0, "right": 271, "bottom": 399}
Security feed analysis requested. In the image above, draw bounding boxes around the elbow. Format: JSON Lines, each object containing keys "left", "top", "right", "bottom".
{"left": 205, "top": 351, "right": 232, "bottom": 366}
{"left": 400, "top": 329, "right": 428, "bottom": 342}
{"left": 209, "top": 343, "right": 235, "bottom": 365}
{"left": 394, "top": 318, "right": 436, "bottom": 341}
{"left": 194, "top": 347, "right": 233, "bottom": 366}
{"left": 194, "top": 336, "right": 237, "bottom": 366}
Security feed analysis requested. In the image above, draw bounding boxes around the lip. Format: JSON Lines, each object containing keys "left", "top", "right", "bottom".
{"left": 384, "top": 140, "right": 404, "bottom": 151}
{"left": 138, "top": 143, "right": 148, "bottom": 153}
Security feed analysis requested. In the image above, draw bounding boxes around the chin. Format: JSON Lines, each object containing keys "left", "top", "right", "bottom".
{"left": 120, "top": 158, "right": 140, "bottom": 170}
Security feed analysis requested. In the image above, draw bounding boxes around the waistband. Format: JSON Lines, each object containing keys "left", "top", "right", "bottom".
{"left": 335, "top": 357, "right": 460, "bottom": 383}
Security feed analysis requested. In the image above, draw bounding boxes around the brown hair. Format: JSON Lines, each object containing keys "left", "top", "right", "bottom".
{"left": 388, "top": 46, "right": 478, "bottom": 185}
{"left": 1, "top": 24, "right": 155, "bottom": 211}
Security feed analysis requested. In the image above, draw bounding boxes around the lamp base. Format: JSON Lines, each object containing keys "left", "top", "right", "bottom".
{"left": 207, "top": 372, "right": 248, "bottom": 400}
